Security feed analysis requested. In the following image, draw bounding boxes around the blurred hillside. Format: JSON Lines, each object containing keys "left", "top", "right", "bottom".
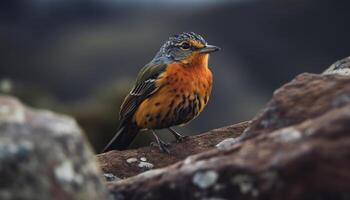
{"left": 1, "top": 0, "right": 350, "bottom": 151}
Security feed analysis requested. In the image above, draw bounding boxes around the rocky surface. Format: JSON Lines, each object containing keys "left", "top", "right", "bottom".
{"left": 102, "top": 72, "right": 350, "bottom": 200}
{"left": 240, "top": 73, "right": 350, "bottom": 141}
{"left": 323, "top": 56, "right": 350, "bottom": 75}
{"left": 2, "top": 60, "right": 350, "bottom": 199}
{"left": 0, "top": 95, "right": 109, "bottom": 200}
{"left": 97, "top": 121, "right": 250, "bottom": 178}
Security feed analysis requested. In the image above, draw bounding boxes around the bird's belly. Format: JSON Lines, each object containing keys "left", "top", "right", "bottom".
{"left": 133, "top": 78, "right": 211, "bottom": 129}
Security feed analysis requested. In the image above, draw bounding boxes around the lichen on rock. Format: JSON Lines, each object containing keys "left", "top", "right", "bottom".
{"left": 323, "top": 56, "right": 350, "bottom": 75}
{"left": 0, "top": 95, "right": 109, "bottom": 200}
{"left": 192, "top": 170, "right": 219, "bottom": 189}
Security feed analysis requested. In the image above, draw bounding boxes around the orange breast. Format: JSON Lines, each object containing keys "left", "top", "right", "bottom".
{"left": 133, "top": 53, "right": 213, "bottom": 129}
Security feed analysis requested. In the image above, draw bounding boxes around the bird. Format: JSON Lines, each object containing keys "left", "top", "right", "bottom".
{"left": 102, "top": 32, "right": 220, "bottom": 153}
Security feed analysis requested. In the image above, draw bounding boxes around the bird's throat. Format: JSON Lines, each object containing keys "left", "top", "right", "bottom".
{"left": 181, "top": 53, "right": 209, "bottom": 69}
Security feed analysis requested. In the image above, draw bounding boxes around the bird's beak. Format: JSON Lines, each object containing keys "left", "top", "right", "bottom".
{"left": 199, "top": 45, "right": 221, "bottom": 54}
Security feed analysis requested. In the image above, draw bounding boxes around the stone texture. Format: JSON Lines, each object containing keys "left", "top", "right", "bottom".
{"left": 241, "top": 73, "right": 350, "bottom": 140}
{"left": 97, "top": 121, "right": 250, "bottom": 178}
{"left": 104, "top": 73, "right": 350, "bottom": 200}
{"left": 323, "top": 56, "right": 350, "bottom": 75}
{"left": 0, "top": 95, "right": 109, "bottom": 200}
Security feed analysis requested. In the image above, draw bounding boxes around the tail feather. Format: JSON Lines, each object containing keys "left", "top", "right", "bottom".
{"left": 102, "top": 124, "right": 138, "bottom": 153}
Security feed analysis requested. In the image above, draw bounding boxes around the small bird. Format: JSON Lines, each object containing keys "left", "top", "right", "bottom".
{"left": 103, "top": 32, "right": 220, "bottom": 153}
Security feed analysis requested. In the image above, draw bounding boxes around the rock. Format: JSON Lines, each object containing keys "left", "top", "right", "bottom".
{"left": 138, "top": 161, "right": 154, "bottom": 170}
{"left": 97, "top": 121, "right": 250, "bottom": 178}
{"left": 126, "top": 157, "right": 138, "bottom": 164}
{"left": 104, "top": 173, "right": 121, "bottom": 182}
{"left": 192, "top": 170, "right": 219, "bottom": 189}
{"left": 323, "top": 56, "right": 350, "bottom": 75}
{"left": 140, "top": 157, "right": 147, "bottom": 162}
{"left": 240, "top": 73, "right": 350, "bottom": 140}
{"left": 105, "top": 72, "right": 350, "bottom": 200}
{"left": 0, "top": 95, "right": 109, "bottom": 200}
{"left": 216, "top": 137, "right": 240, "bottom": 150}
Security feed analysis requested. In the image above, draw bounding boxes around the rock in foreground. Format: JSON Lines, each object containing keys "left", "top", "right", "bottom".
{"left": 105, "top": 73, "right": 350, "bottom": 200}
{"left": 0, "top": 95, "right": 109, "bottom": 200}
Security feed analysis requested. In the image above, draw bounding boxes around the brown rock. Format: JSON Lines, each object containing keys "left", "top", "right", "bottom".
{"left": 97, "top": 121, "right": 250, "bottom": 178}
{"left": 242, "top": 73, "right": 350, "bottom": 139}
{"left": 108, "top": 104, "right": 350, "bottom": 200}
{"left": 104, "top": 73, "right": 350, "bottom": 200}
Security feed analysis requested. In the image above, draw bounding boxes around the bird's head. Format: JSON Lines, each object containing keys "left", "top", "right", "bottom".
{"left": 153, "top": 32, "right": 220, "bottom": 65}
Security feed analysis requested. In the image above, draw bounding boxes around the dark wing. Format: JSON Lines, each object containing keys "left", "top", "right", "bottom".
{"left": 119, "top": 62, "right": 167, "bottom": 124}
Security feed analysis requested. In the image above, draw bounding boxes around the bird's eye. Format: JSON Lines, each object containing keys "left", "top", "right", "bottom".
{"left": 180, "top": 42, "right": 191, "bottom": 50}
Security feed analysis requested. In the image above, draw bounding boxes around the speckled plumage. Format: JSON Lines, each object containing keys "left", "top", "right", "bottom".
{"left": 103, "top": 32, "right": 219, "bottom": 153}
{"left": 134, "top": 54, "right": 212, "bottom": 129}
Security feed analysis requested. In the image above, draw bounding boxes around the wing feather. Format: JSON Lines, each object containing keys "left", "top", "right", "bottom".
{"left": 119, "top": 63, "right": 167, "bottom": 124}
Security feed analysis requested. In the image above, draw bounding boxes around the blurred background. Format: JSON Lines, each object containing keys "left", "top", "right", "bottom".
{"left": 1, "top": 0, "right": 349, "bottom": 152}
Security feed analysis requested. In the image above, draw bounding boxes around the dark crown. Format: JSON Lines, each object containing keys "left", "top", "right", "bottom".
{"left": 168, "top": 32, "right": 207, "bottom": 46}
{"left": 152, "top": 32, "right": 207, "bottom": 63}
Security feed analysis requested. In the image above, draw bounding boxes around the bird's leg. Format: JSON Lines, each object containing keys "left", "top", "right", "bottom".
{"left": 151, "top": 130, "right": 170, "bottom": 154}
{"left": 168, "top": 127, "right": 188, "bottom": 142}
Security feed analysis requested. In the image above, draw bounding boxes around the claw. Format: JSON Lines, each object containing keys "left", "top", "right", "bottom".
{"left": 150, "top": 142, "right": 158, "bottom": 147}
{"left": 168, "top": 127, "right": 187, "bottom": 142}
{"left": 176, "top": 135, "right": 188, "bottom": 142}
{"left": 151, "top": 130, "right": 171, "bottom": 154}
{"left": 158, "top": 141, "right": 171, "bottom": 154}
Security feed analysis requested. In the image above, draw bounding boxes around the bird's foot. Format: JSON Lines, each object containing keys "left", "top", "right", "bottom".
{"left": 150, "top": 141, "right": 170, "bottom": 147}
{"left": 158, "top": 140, "right": 171, "bottom": 154}
{"left": 175, "top": 135, "right": 188, "bottom": 142}
{"left": 150, "top": 130, "right": 171, "bottom": 154}
{"left": 168, "top": 127, "right": 188, "bottom": 143}
{"left": 150, "top": 141, "right": 171, "bottom": 154}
